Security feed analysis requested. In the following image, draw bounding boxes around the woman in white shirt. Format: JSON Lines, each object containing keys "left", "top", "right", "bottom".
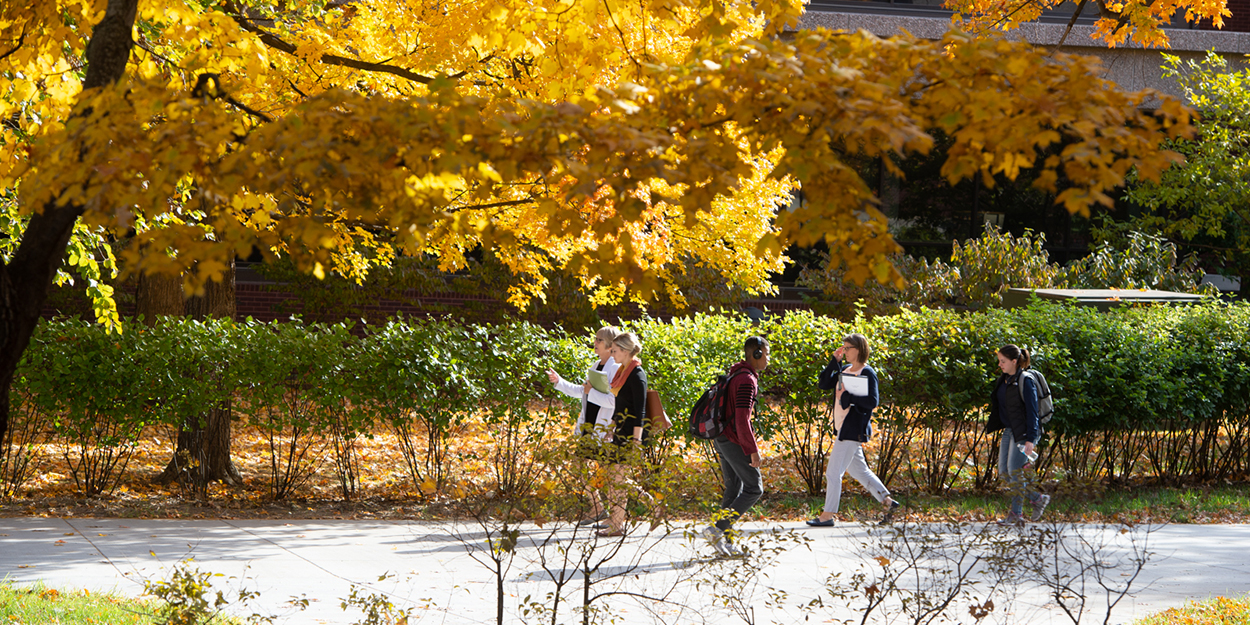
{"left": 547, "top": 326, "right": 620, "bottom": 526}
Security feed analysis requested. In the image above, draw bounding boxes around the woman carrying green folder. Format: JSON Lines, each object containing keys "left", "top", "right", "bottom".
{"left": 547, "top": 326, "right": 620, "bottom": 526}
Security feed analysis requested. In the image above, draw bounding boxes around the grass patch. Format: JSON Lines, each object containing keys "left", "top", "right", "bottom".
{"left": 0, "top": 581, "right": 159, "bottom": 625}
{"left": 1136, "top": 595, "right": 1250, "bottom": 625}
{"left": 749, "top": 483, "right": 1250, "bottom": 525}
{"left": 1066, "top": 485, "right": 1250, "bottom": 524}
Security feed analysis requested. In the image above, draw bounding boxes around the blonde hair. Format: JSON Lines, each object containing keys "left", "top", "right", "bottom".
{"left": 612, "top": 332, "right": 642, "bottom": 357}
{"left": 595, "top": 326, "right": 620, "bottom": 344}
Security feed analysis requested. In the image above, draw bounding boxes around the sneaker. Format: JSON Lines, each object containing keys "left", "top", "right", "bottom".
{"left": 879, "top": 500, "right": 901, "bottom": 526}
{"left": 1030, "top": 494, "right": 1051, "bottom": 522}
{"left": 996, "top": 512, "right": 1024, "bottom": 526}
{"left": 701, "top": 526, "right": 730, "bottom": 556}
{"left": 721, "top": 540, "right": 743, "bottom": 557}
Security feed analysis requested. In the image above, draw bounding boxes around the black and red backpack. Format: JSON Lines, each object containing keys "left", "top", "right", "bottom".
{"left": 689, "top": 369, "right": 752, "bottom": 440}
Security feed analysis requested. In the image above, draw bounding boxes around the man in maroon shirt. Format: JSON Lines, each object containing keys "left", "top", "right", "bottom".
{"left": 702, "top": 336, "right": 770, "bottom": 556}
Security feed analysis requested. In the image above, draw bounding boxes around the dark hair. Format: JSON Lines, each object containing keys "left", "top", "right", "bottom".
{"left": 745, "top": 336, "right": 769, "bottom": 360}
{"left": 843, "top": 333, "right": 870, "bottom": 364}
{"left": 998, "top": 344, "right": 1031, "bottom": 370}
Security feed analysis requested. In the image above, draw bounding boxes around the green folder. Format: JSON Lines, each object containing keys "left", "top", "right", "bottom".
{"left": 587, "top": 369, "right": 611, "bottom": 394}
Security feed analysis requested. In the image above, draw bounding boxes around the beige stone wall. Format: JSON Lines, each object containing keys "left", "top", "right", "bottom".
{"left": 797, "top": 10, "right": 1250, "bottom": 100}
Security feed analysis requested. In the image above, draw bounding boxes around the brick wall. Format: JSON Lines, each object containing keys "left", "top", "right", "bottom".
{"left": 1198, "top": 0, "right": 1250, "bottom": 31}
{"left": 43, "top": 279, "right": 814, "bottom": 326}
{"left": 1225, "top": 0, "right": 1250, "bottom": 32}
{"left": 233, "top": 282, "right": 512, "bottom": 323}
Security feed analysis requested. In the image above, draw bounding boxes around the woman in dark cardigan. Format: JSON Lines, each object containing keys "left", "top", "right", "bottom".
{"left": 986, "top": 344, "right": 1050, "bottom": 525}
{"left": 599, "top": 331, "right": 648, "bottom": 536}
{"left": 807, "top": 333, "right": 899, "bottom": 527}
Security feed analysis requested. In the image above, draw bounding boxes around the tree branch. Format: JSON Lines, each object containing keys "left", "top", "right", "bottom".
{"left": 443, "top": 198, "right": 538, "bottom": 214}
{"left": 83, "top": 0, "right": 139, "bottom": 90}
{"left": 602, "top": 0, "right": 642, "bottom": 77}
{"left": 1054, "top": 0, "right": 1090, "bottom": 49}
{"left": 1094, "top": 0, "right": 1140, "bottom": 37}
{"left": 0, "top": 25, "right": 26, "bottom": 63}
{"left": 225, "top": 3, "right": 441, "bottom": 84}
{"left": 135, "top": 36, "right": 178, "bottom": 68}
{"left": 1165, "top": 239, "right": 1236, "bottom": 252}
{"left": 985, "top": 0, "right": 1046, "bottom": 33}
{"left": 1227, "top": 205, "right": 1250, "bottom": 229}
{"left": 284, "top": 75, "right": 309, "bottom": 99}
{"left": 192, "top": 73, "right": 274, "bottom": 123}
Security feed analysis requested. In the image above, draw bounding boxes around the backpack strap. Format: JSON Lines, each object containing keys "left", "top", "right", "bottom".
{"left": 721, "top": 369, "right": 756, "bottom": 432}
{"left": 725, "top": 368, "right": 755, "bottom": 388}
{"left": 1018, "top": 370, "right": 1042, "bottom": 410}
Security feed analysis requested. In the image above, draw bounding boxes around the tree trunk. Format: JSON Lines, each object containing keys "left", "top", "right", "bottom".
{"left": 1, "top": 264, "right": 15, "bottom": 450}
{"left": 185, "top": 261, "right": 237, "bottom": 321}
{"left": 155, "top": 259, "right": 243, "bottom": 487}
{"left": 0, "top": 0, "right": 139, "bottom": 448}
{"left": 135, "top": 272, "right": 185, "bottom": 323}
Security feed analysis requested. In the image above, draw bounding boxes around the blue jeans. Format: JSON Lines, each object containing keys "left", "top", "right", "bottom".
{"left": 998, "top": 429, "right": 1043, "bottom": 515}
{"left": 713, "top": 436, "right": 763, "bottom": 531}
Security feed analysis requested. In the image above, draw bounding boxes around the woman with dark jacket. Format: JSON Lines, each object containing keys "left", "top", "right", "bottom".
{"left": 987, "top": 344, "right": 1051, "bottom": 525}
{"left": 598, "top": 331, "right": 648, "bottom": 536}
{"left": 807, "top": 333, "right": 899, "bottom": 527}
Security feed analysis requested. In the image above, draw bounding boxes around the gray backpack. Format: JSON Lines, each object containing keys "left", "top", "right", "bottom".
{"left": 1020, "top": 370, "right": 1054, "bottom": 425}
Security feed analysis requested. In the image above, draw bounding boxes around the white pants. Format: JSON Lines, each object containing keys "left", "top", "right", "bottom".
{"left": 823, "top": 440, "right": 891, "bottom": 514}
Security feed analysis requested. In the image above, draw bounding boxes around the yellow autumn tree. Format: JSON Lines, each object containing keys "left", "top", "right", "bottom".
{"left": 2, "top": 0, "right": 801, "bottom": 312}
{"left": 947, "top": 0, "right": 1229, "bottom": 46}
{"left": 0, "top": 0, "right": 1195, "bottom": 444}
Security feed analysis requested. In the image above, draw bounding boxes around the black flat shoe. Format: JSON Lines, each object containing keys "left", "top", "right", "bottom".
{"left": 879, "top": 500, "right": 901, "bottom": 526}
{"left": 577, "top": 512, "right": 607, "bottom": 526}
{"left": 805, "top": 517, "right": 835, "bottom": 527}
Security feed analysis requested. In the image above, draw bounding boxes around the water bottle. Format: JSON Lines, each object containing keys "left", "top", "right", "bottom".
{"left": 1017, "top": 444, "right": 1038, "bottom": 465}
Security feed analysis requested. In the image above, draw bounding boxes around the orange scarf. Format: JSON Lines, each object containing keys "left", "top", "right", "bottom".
{"left": 610, "top": 357, "right": 640, "bottom": 396}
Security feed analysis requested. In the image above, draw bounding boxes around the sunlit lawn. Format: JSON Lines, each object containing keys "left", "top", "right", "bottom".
{"left": 1135, "top": 595, "right": 1250, "bottom": 625}
{"left": 0, "top": 582, "right": 162, "bottom": 625}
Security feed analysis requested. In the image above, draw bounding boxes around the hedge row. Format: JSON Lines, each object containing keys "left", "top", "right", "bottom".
{"left": 5, "top": 301, "right": 1250, "bottom": 498}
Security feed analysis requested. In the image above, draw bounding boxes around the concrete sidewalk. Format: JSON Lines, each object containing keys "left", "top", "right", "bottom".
{"left": 2, "top": 517, "right": 1247, "bottom": 624}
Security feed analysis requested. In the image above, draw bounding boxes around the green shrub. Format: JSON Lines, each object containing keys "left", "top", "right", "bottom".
{"left": 356, "top": 317, "right": 483, "bottom": 493}
{"left": 15, "top": 300, "right": 1250, "bottom": 499}
{"left": 232, "top": 319, "right": 357, "bottom": 499}
{"left": 799, "top": 225, "right": 1216, "bottom": 316}
{"left": 21, "top": 321, "right": 162, "bottom": 494}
